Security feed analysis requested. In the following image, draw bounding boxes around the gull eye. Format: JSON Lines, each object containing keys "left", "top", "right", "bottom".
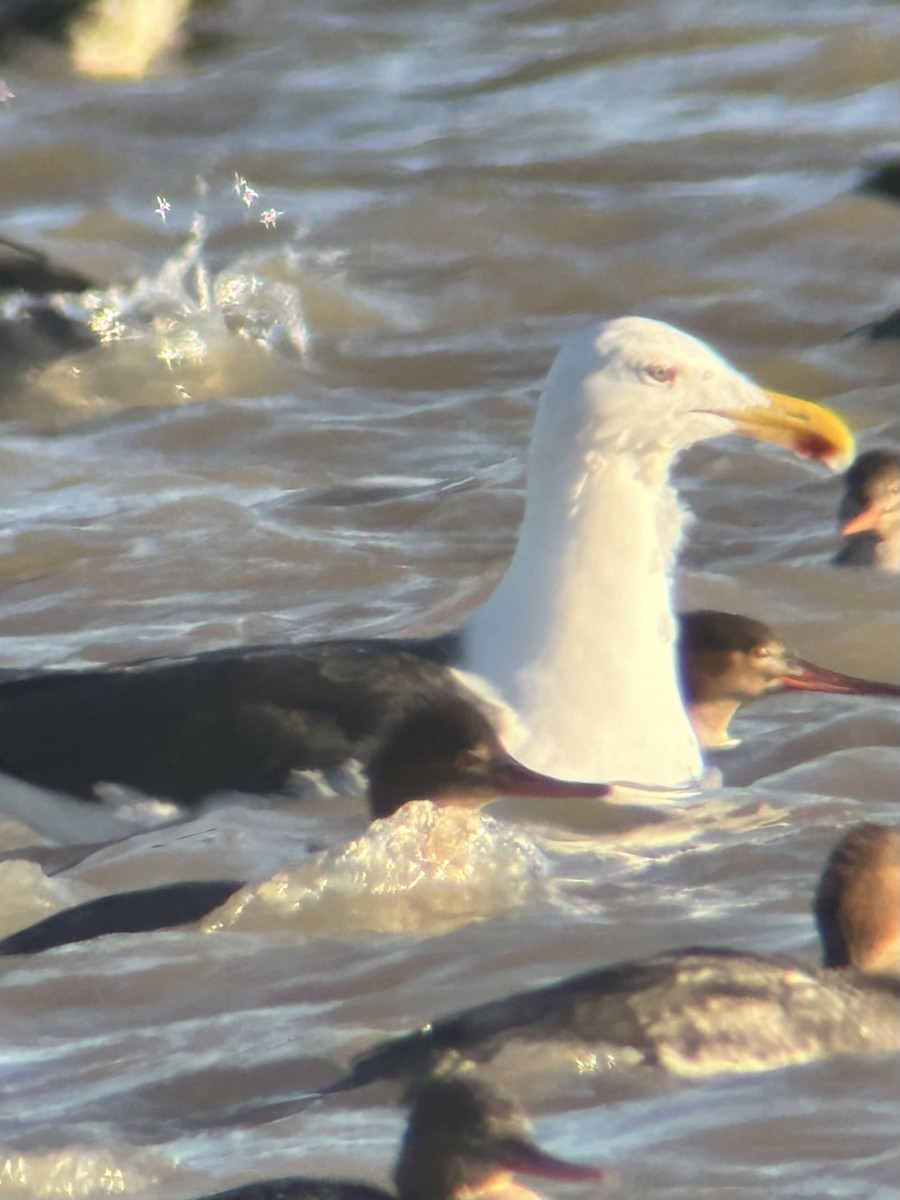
{"left": 749, "top": 645, "right": 771, "bottom": 660}
{"left": 643, "top": 363, "right": 676, "bottom": 385}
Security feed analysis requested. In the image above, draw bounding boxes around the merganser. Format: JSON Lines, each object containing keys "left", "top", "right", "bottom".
{"left": 833, "top": 449, "right": 900, "bottom": 571}
{"left": 0, "top": 695, "right": 605, "bottom": 955}
{"left": 187, "top": 1077, "right": 605, "bottom": 1200}
{"left": 677, "top": 610, "right": 900, "bottom": 749}
{"left": 858, "top": 156, "right": 900, "bottom": 204}
{"left": 0, "top": 878, "right": 244, "bottom": 956}
{"left": 330, "top": 824, "right": 899, "bottom": 1090}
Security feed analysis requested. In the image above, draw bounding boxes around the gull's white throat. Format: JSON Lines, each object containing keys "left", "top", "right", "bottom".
{"left": 459, "top": 316, "right": 825, "bottom": 788}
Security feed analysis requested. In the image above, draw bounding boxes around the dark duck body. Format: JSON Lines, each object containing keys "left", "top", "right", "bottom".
{"left": 326, "top": 824, "right": 899, "bottom": 1093}
{"left": 0, "top": 635, "right": 467, "bottom": 803}
{"left": 857, "top": 155, "right": 900, "bottom": 204}
{"left": 0, "top": 694, "right": 601, "bottom": 956}
{"left": 0, "top": 879, "right": 243, "bottom": 956}
{"left": 0, "top": 234, "right": 93, "bottom": 295}
{"left": 0, "top": 235, "right": 97, "bottom": 376}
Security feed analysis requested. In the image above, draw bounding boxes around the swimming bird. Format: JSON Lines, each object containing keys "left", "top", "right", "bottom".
{"left": 186, "top": 1076, "right": 605, "bottom": 1200}
{"left": 833, "top": 449, "right": 900, "bottom": 571}
{"left": 325, "top": 824, "right": 899, "bottom": 1092}
{"left": 0, "top": 235, "right": 97, "bottom": 384}
{"left": 857, "top": 155, "right": 900, "bottom": 205}
{"left": 365, "top": 695, "right": 615, "bottom": 817}
{"left": 0, "top": 696, "right": 605, "bottom": 955}
{"left": 0, "top": 235, "right": 94, "bottom": 295}
{"left": 0, "top": 878, "right": 244, "bottom": 956}
{"left": 0, "top": 317, "right": 853, "bottom": 803}
{"left": 25, "top": 663, "right": 843, "bottom": 957}
{"left": 677, "top": 610, "right": 900, "bottom": 749}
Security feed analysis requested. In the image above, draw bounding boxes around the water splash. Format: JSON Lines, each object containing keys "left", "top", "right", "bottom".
{"left": 203, "top": 801, "right": 548, "bottom": 936}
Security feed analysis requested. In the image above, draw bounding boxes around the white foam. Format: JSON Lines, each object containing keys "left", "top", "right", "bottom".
{"left": 201, "top": 801, "right": 548, "bottom": 937}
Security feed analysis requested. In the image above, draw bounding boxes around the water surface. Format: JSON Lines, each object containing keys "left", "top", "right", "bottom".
{"left": 0, "top": 1, "right": 898, "bottom": 1197}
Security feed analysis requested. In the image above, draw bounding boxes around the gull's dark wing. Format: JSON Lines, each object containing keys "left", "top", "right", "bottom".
{"left": 0, "top": 634, "right": 462, "bottom": 803}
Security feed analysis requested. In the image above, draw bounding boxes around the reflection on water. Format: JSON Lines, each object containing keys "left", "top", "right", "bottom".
{"left": 0, "top": 0, "right": 898, "bottom": 1196}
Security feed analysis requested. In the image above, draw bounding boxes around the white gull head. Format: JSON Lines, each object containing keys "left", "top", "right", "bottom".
{"left": 458, "top": 316, "right": 852, "bottom": 788}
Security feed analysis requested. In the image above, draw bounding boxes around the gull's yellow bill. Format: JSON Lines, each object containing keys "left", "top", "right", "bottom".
{"left": 705, "top": 390, "right": 855, "bottom": 472}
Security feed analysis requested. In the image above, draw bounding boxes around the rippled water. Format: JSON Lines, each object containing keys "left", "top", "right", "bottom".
{"left": 0, "top": 1, "right": 898, "bottom": 1197}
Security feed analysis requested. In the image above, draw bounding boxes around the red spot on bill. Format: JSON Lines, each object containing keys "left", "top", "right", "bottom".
{"left": 793, "top": 431, "right": 840, "bottom": 462}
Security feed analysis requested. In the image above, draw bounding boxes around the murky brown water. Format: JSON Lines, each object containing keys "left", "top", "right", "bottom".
{"left": 0, "top": 1, "right": 898, "bottom": 1197}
